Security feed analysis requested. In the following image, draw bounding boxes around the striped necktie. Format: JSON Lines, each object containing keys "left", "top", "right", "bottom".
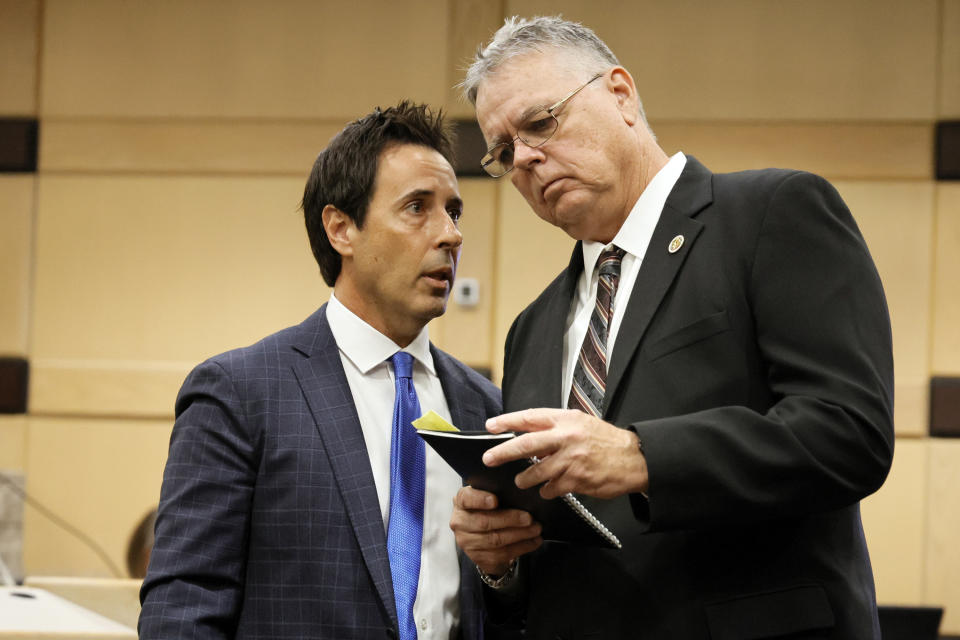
{"left": 387, "top": 351, "right": 424, "bottom": 640}
{"left": 567, "top": 246, "right": 626, "bottom": 417}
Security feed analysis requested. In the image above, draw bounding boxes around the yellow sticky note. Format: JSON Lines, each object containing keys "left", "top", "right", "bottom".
{"left": 413, "top": 410, "right": 460, "bottom": 432}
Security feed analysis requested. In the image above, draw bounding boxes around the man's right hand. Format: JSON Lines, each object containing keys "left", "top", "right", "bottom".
{"left": 450, "top": 486, "right": 543, "bottom": 576}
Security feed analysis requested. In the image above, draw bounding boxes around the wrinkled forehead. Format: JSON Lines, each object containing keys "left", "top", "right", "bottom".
{"left": 474, "top": 50, "right": 586, "bottom": 143}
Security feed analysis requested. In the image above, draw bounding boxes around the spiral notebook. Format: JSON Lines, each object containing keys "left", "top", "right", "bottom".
{"left": 415, "top": 412, "right": 620, "bottom": 549}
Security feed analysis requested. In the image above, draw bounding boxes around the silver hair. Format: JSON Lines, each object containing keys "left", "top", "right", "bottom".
{"left": 462, "top": 15, "right": 620, "bottom": 105}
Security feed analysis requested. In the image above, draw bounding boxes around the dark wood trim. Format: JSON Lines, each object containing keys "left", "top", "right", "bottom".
{"left": 877, "top": 605, "right": 943, "bottom": 640}
{"left": 0, "top": 118, "right": 38, "bottom": 173}
{"left": 0, "top": 357, "right": 29, "bottom": 414}
{"left": 930, "top": 376, "right": 960, "bottom": 437}
{"left": 451, "top": 119, "right": 488, "bottom": 178}
{"left": 935, "top": 120, "right": 960, "bottom": 181}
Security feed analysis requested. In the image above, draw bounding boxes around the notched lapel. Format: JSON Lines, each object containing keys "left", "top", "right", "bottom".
{"left": 432, "top": 347, "right": 486, "bottom": 430}
{"left": 604, "top": 159, "right": 713, "bottom": 415}
{"left": 291, "top": 309, "right": 398, "bottom": 628}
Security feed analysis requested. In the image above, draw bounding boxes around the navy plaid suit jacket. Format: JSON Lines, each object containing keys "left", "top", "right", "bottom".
{"left": 139, "top": 305, "right": 501, "bottom": 639}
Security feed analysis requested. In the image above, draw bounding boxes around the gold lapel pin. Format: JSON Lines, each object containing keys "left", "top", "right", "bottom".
{"left": 668, "top": 235, "right": 684, "bottom": 254}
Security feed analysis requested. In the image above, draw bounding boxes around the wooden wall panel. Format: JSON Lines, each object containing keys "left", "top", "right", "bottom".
{"left": 491, "top": 184, "right": 576, "bottom": 382}
{"left": 30, "top": 175, "right": 327, "bottom": 416}
{"left": 861, "top": 438, "right": 927, "bottom": 605}
{"left": 0, "top": 0, "right": 39, "bottom": 115}
{"left": 932, "top": 184, "right": 960, "bottom": 374}
{"left": 0, "top": 175, "right": 34, "bottom": 356}
{"left": 21, "top": 417, "right": 172, "bottom": 577}
{"left": 446, "top": 0, "right": 506, "bottom": 119}
{"left": 40, "top": 120, "right": 347, "bottom": 176}
{"left": 0, "top": 416, "right": 27, "bottom": 470}
{"left": 40, "top": 0, "right": 449, "bottom": 119}
{"left": 506, "top": 0, "right": 938, "bottom": 121}
{"left": 926, "top": 439, "right": 960, "bottom": 634}
{"left": 836, "top": 182, "right": 935, "bottom": 435}
{"left": 653, "top": 122, "right": 932, "bottom": 181}
{"left": 941, "top": 0, "right": 960, "bottom": 118}
{"left": 429, "top": 178, "right": 498, "bottom": 369}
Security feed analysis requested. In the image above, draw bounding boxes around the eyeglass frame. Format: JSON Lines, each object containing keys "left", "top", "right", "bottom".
{"left": 480, "top": 72, "right": 605, "bottom": 178}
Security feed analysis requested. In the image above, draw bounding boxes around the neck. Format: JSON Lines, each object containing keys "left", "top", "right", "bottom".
{"left": 332, "top": 284, "right": 423, "bottom": 348}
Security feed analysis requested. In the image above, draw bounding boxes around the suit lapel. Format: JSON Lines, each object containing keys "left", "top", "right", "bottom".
{"left": 432, "top": 347, "right": 487, "bottom": 431}
{"left": 525, "top": 246, "right": 583, "bottom": 409}
{"left": 604, "top": 158, "right": 714, "bottom": 415}
{"left": 290, "top": 306, "right": 397, "bottom": 628}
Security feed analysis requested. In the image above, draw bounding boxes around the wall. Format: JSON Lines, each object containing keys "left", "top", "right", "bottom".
{"left": 0, "top": 0, "right": 958, "bottom": 631}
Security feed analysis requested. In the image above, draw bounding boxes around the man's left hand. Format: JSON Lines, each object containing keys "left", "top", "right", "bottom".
{"left": 484, "top": 408, "right": 649, "bottom": 499}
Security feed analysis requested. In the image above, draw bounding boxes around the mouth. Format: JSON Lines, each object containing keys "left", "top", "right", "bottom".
{"left": 421, "top": 265, "right": 454, "bottom": 290}
{"left": 541, "top": 177, "right": 568, "bottom": 201}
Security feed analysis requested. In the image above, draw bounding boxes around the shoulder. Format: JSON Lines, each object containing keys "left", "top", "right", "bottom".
{"left": 711, "top": 166, "right": 839, "bottom": 207}
{"left": 180, "top": 307, "right": 327, "bottom": 396}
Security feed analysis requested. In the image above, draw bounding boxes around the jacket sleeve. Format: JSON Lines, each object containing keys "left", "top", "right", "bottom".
{"left": 139, "top": 358, "right": 259, "bottom": 639}
{"left": 633, "top": 172, "right": 895, "bottom": 530}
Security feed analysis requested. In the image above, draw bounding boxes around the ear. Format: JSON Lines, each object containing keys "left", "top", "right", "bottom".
{"left": 321, "top": 204, "right": 357, "bottom": 258}
{"left": 608, "top": 67, "right": 640, "bottom": 127}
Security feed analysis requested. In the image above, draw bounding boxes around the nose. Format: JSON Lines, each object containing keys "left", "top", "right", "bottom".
{"left": 434, "top": 208, "right": 463, "bottom": 251}
{"left": 511, "top": 138, "right": 545, "bottom": 171}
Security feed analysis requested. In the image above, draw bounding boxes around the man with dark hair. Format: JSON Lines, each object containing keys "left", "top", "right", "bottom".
{"left": 450, "top": 16, "right": 894, "bottom": 640}
{"left": 140, "top": 102, "right": 500, "bottom": 640}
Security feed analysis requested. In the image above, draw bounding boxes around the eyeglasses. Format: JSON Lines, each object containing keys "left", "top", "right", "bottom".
{"left": 480, "top": 72, "right": 603, "bottom": 178}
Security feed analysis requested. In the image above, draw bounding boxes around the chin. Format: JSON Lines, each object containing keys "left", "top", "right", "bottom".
{"left": 413, "top": 298, "right": 449, "bottom": 322}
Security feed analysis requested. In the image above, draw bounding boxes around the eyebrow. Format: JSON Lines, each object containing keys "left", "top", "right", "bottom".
{"left": 396, "top": 188, "right": 463, "bottom": 210}
{"left": 490, "top": 102, "right": 551, "bottom": 145}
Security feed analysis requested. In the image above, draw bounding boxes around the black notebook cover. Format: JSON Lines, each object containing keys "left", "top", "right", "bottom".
{"left": 417, "top": 429, "right": 620, "bottom": 548}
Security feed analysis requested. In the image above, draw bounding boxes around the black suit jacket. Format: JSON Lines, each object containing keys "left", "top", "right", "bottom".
{"left": 140, "top": 305, "right": 502, "bottom": 639}
{"left": 499, "top": 158, "right": 894, "bottom": 639}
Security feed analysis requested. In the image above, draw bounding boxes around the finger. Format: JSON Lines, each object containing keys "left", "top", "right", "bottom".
{"left": 513, "top": 454, "right": 565, "bottom": 491}
{"left": 457, "top": 522, "right": 543, "bottom": 552}
{"left": 482, "top": 430, "right": 560, "bottom": 467}
{"left": 453, "top": 486, "right": 499, "bottom": 510}
{"left": 450, "top": 507, "right": 534, "bottom": 535}
{"left": 486, "top": 408, "right": 567, "bottom": 434}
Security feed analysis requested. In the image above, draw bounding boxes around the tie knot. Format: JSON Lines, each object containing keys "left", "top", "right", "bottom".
{"left": 391, "top": 351, "right": 414, "bottom": 380}
{"left": 598, "top": 246, "right": 626, "bottom": 278}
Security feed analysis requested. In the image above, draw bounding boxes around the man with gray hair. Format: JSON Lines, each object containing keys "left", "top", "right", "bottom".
{"left": 450, "top": 15, "right": 894, "bottom": 639}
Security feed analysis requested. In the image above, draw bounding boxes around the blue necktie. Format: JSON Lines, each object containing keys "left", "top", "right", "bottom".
{"left": 388, "top": 351, "right": 425, "bottom": 640}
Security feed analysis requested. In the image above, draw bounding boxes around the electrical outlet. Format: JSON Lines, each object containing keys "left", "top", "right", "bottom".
{"left": 453, "top": 277, "right": 480, "bottom": 307}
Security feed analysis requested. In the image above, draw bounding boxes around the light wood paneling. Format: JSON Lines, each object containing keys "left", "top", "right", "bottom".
{"left": 30, "top": 363, "right": 191, "bottom": 419}
{"left": 22, "top": 417, "right": 172, "bottom": 577}
{"left": 941, "top": 0, "right": 960, "bottom": 118}
{"left": 654, "top": 122, "right": 932, "bottom": 181}
{"left": 40, "top": 120, "right": 935, "bottom": 182}
{"left": 40, "top": 0, "right": 449, "bottom": 119}
{"left": 0, "top": 0, "right": 39, "bottom": 115}
{"left": 446, "top": 0, "right": 506, "bottom": 118}
{"left": 30, "top": 175, "right": 327, "bottom": 416}
{"left": 40, "top": 120, "right": 347, "bottom": 175}
{"left": 506, "top": 0, "right": 938, "bottom": 121}
{"left": 430, "top": 178, "right": 498, "bottom": 368}
{"left": 491, "top": 183, "right": 575, "bottom": 382}
{"left": 0, "top": 416, "right": 27, "bottom": 470}
{"left": 837, "top": 181, "right": 935, "bottom": 435}
{"left": 932, "top": 184, "right": 960, "bottom": 374}
{"left": 0, "top": 175, "right": 34, "bottom": 356}
{"left": 926, "top": 438, "right": 960, "bottom": 634}
{"left": 862, "top": 438, "right": 927, "bottom": 605}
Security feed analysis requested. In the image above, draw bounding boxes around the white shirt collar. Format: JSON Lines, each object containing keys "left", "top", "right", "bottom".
{"left": 581, "top": 152, "right": 687, "bottom": 274}
{"left": 325, "top": 292, "right": 435, "bottom": 375}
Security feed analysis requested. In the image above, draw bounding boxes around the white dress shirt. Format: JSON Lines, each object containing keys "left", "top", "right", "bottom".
{"left": 561, "top": 152, "right": 688, "bottom": 406}
{"left": 326, "top": 293, "right": 462, "bottom": 640}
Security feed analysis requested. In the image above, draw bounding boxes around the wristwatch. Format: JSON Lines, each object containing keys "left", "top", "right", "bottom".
{"left": 477, "top": 558, "right": 518, "bottom": 589}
